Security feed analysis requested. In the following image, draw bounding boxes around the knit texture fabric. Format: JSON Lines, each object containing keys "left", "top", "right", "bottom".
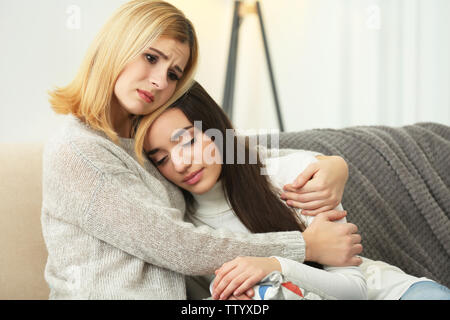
{"left": 268, "top": 122, "right": 450, "bottom": 287}
{"left": 41, "top": 115, "right": 306, "bottom": 299}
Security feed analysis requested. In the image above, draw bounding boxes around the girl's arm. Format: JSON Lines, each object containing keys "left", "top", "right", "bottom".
{"left": 212, "top": 212, "right": 365, "bottom": 300}
{"left": 212, "top": 256, "right": 367, "bottom": 300}
{"left": 209, "top": 150, "right": 363, "bottom": 299}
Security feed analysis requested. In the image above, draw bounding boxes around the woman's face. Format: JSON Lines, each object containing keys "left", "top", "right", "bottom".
{"left": 144, "top": 108, "right": 222, "bottom": 195}
{"left": 114, "top": 36, "right": 190, "bottom": 117}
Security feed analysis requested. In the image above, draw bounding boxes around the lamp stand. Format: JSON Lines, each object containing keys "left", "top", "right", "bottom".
{"left": 222, "top": 0, "right": 285, "bottom": 132}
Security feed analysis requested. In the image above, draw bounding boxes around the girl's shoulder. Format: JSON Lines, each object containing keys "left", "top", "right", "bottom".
{"left": 256, "top": 145, "right": 322, "bottom": 161}
{"left": 260, "top": 147, "right": 319, "bottom": 179}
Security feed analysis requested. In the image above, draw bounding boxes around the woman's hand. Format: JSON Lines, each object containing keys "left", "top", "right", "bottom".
{"left": 211, "top": 256, "right": 281, "bottom": 300}
{"left": 302, "top": 210, "right": 363, "bottom": 266}
{"left": 281, "top": 155, "right": 348, "bottom": 216}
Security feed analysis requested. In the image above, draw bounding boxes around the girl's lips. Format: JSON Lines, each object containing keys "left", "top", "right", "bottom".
{"left": 137, "top": 89, "right": 154, "bottom": 103}
{"left": 184, "top": 168, "right": 204, "bottom": 185}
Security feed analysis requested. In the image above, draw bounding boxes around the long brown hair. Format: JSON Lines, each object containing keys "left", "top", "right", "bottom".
{"left": 168, "top": 82, "right": 308, "bottom": 234}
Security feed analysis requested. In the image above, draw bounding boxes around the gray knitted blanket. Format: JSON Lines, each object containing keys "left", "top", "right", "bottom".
{"left": 270, "top": 122, "right": 449, "bottom": 287}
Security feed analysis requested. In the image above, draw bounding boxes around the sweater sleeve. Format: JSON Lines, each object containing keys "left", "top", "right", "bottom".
{"left": 42, "top": 139, "right": 306, "bottom": 276}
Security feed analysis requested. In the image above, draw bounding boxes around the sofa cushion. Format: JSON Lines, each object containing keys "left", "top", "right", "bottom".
{"left": 0, "top": 143, "right": 49, "bottom": 300}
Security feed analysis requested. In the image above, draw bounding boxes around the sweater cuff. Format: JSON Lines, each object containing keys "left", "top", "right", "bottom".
{"left": 273, "top": 231, "right": 305, "bottom": 263}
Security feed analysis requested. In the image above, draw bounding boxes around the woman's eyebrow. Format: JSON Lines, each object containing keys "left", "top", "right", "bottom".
{"left": 148, "top": 47, "right": 184, "bottom": 74}
{"left": 171, "top": 126, "right": 194, "bottom": 141}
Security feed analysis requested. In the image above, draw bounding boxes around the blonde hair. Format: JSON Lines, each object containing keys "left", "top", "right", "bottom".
{"left": 48, "top": 0, "right": 198, "bottom": 164}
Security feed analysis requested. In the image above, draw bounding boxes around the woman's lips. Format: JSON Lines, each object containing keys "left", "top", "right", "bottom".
{"left": 183, "top": 168, "right": 204, "bottom": 185}
{"left": 137, "top": 89, "right": 154, "bottom": 103}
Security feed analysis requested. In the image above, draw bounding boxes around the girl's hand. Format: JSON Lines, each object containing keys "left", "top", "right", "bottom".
{"left": 211, "top": 256, "right": 281, "bottom": 300}
{"left": 281, "top": 155, "right": 348, "bottom": 216}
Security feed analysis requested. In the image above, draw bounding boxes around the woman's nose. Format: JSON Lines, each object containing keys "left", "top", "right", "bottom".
{"left": 149, "top": 67, "right": 168, "bottom": 90}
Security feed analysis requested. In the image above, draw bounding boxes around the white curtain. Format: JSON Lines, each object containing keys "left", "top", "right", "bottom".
{"left": 1, "top": 0, "right": 448, "bottom": 142}
{"left": 230, "top": 0, "right": 450, "bottom": 131}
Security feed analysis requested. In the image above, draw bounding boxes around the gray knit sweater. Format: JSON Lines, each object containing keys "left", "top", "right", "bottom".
{"left": 41, "top": 115, "right": 305, "bottom": 299}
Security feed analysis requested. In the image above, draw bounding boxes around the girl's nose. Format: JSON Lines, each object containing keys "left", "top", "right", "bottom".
{"left": 171, "top": 149, "right": 192, "bottom": 173}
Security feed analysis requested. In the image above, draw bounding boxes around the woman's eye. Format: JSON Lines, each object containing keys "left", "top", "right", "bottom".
{"left": 168, "top": 72, "right": 179, "bottom": 81}
{"left": 145, "top": 54, "right": 158, "bottom": 64}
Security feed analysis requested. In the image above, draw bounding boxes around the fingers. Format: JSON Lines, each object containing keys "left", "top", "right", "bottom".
{"left": 228, "top": 294, "right": 252, "bottom": 300}
{"left": 281, "top": 191, "right": 334, "bottom": 211}
{"left": 281, "top": 191, "right": 327, "bottom": 203}
{"left": 212, "top": 261, "right": 237, "bottom": 291}
{"left": 351, "top": 243, "right": 363, "bottom": 256}
{"left": 233, "top": 275, "right": 260, "bottom": 297}
{"left": 350, "top": 233, "right": 361, "bottom": 245}
{"left": 214, "top": 272, "right": 250, "bottom": 300}
{"left": 302, "top": 207, "right": 331, "bottom": 216}
{"left": 284, "top": 182, "right": 322, "bottom": 194}
{"left": 348, "top": 255, "right": 363, "bottom": 266}
{"left": 287, "top": 200, "right": 330, "bottom": 211}
{"left": 346, "top": 222, "right": 358, "bottom": 234}
{"left": 320, "top": 210, "right": 347, "bottom": 221}
{"left": 291, "top": 163, "right": 319, "bottom": 188}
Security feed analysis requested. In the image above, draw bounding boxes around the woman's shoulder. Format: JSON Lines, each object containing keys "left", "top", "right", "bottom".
{"left": 46, "top": 115, "right": 102, "bottom": 146}
{"left": 43, "top": 115, "right": 135, "bottom": 174}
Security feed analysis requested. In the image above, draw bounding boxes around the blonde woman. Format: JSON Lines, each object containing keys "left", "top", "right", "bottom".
{"left": 43, "top": 0, "right": 361, "bottom": 299}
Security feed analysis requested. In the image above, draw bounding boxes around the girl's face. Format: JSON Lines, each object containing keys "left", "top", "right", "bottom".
{"left": 144, "top": 108, "right": 222, "bottom": 195}
{"left": 114, "top": 36, "right": 190, "bottom": 117}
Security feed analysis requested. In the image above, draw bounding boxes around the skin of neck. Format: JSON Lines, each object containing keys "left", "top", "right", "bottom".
{"left": 110, "top": 96, "right": 133, "bottom": 138}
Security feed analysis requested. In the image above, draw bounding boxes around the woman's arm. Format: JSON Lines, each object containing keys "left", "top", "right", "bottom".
{"left": 282, "top": 155, "right": 348, "bottom": 216}
{"left": 260, "top": 147, "right": 349, "bottom": 215}
{"left": 43, "top": 139, "right": 305, "bottom": 276}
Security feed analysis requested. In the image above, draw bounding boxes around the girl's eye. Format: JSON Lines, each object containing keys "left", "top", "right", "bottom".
{"left": 155, "top": 156, "right": 168, "bottom": 166}
{"left": 145, "top": 54, "right": 158, "bottom": 64}
{"left": 182, "top": 137, "right": 196, "bottom": 147}
{"left": 168, "top": 72, "right": 179, "bottom": 81}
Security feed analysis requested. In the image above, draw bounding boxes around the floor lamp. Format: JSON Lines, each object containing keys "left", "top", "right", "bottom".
{"left": 222, "top": 0, "right": 285, "bottom": 132}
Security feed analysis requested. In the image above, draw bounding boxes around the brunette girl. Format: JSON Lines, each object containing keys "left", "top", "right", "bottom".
{"left": 143, "top": 81, "right": 450, "bottom": 300}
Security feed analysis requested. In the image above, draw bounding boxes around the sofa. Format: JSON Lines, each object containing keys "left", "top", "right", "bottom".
{"left": 1, "top": 122, "right": 448, "bottom": 300}
{"left": 0, "top": 143, "right": 49, "bottom": 299}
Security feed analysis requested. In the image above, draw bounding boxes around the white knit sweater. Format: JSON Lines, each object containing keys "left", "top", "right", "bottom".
{"left": 40, "top": 115, "right": 306, "bottom": 299}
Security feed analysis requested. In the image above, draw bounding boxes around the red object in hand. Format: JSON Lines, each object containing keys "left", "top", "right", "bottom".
{"left": 282, "top": 282, "right": 304, "bottom": 297}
